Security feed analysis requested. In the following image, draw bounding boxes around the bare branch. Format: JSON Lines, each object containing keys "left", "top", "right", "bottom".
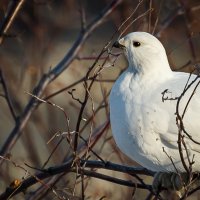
{"left": 120, "top": 8, "right": 153, "bottom": 37}
{"left": 0, "top": 0, "right": 26, "bottom": 44}
{"left": 0, "top": 69, "right": 17, "bottom": 121}
{"left": 0, "top": 0, "right": 122, "bottom": 162}
{"left": 0, "top": 159, "right": 155, "bottom": 200}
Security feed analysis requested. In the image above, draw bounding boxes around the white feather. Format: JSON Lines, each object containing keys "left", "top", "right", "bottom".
{"left": 110, "top": 32, "right": 200, "bottom": 172}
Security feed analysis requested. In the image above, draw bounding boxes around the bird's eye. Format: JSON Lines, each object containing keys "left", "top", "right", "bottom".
{"left": 133, "top": 41, "right": 141, "bottom": 47}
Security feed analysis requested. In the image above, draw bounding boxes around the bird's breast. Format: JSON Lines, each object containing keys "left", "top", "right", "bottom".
{"left": 110, "top": 72, "right": 158, "bottom": 157}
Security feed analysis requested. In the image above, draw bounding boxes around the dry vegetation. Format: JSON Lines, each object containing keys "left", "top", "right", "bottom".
{"left": 0, "top": 0, "right": 200, "bottom": 199}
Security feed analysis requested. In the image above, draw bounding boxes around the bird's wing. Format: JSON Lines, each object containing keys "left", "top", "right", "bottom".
{"left": 151, "top": 72, "right": 200, "bottom": 152}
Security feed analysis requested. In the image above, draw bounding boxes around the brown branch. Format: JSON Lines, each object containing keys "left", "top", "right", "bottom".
{"left": 163, "top": 73, "right": 200, "bottom": 145}
{"left": 0, "top": 159, "right": 155, "bottom": 200}
{"left": 45, "top": 77, "right": 115, "bottom": 101}
{"left": 181, "top": 80, "right": 200, "bottom": 119}
{"left": 73, "top": 48, "right": 109, "bottom": 153}
{"left": 186, "top": 184, "right": 200, "bottom": 199}
{"left": 152, "top": 0, "right": 164, "bottom": 35}
{"left": 0, "top": 69, "right": 17, "bottom": 121}
{"left": 156, "top": 6, "right": 183, "bottom": 36}
{"left": 27, "top": 174, "right": 65, "bottom": 200}
{"left": 72, "top": 32, "right": 122, "bottom": 154}
{"left": 24, "top": 118, "right": 108, "bottom": 200}
{"left": 73, "top": 169, "right": 152, "bottom": 190}
{"left": 118, "top": 0, "right": 144, "bottom": 38}
{"left": 19, "top": 116, "right": 110, "bottom": 199}
{"left": 179, "top": 0, "right": 196, "bottom": 61}
{"left": 0, "top": 0, "right": 26, "bottom": 44}
{"left": 148, "top": 0, "right": 153, "bottom": 33}
{"left": 78, "top": 0, "right": 86, "bottom": 31}
{"left": 120, "top": 8, "right": 153, "bottom": 37}
{"left": 174, "top": 73, "right": 200, "bottom": 198}
{"left": 0, "top": 0, "right": 122, "bottom": 162}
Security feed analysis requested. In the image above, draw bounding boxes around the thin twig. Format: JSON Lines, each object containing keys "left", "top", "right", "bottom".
{"left": 78, "top": 0, "right": 86, "bottom": 31}
{"left": 0, "top": 0, "right": 26, "bottom": 44}
{"left": 152, "top": 0, "right": 163, "bottom": 35}
{"left": 0, "top": 159, "right": 155, "bottom": 200}
{"left": 148, "top": 0, "right": 153, "bottom": 33}
{"left": 0, "top": 70, "right": 17, "bottom": 121}
{"left": 120, "top": 8, "right": 153, "bottom": 37}
{"left": 0, "top": 0, "right": 122, "bottom": 162}
{"left": 118, "top": 0, "right": 145, "bottom": 38}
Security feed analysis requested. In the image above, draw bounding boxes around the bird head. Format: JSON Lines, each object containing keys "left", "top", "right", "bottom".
{"left": 113, "top": 32, "right": 170, "bottom": 74}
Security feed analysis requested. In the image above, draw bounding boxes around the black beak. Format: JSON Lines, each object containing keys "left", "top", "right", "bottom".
{"left": 112, "top": 41, "right": 125, "bottom": 49}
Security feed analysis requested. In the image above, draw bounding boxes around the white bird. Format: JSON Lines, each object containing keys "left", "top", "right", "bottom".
{"left": 110, "top": 32, "right": 200, "bottom": 173}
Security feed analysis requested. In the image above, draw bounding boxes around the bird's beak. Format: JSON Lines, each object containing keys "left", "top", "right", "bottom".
{"left": 112, "top": 40, "right": 125, "bottom": 49}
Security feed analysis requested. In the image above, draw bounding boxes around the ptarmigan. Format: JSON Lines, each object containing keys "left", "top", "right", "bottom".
{"left": 110, "top": 32, "right": 200, "bottom": 174}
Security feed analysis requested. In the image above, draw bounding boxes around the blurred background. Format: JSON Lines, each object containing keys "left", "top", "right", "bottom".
{"left": 0, "top": 0, "right": 200, "bottom": 199}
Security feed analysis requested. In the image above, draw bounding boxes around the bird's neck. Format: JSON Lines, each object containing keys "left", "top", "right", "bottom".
{"left": 128, "top": 55, "right": 172, "bottom": 82}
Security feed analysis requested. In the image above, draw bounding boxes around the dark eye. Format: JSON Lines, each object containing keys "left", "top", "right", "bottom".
{"left": 133, "top": 41, "right": 141, "bottom": 47}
